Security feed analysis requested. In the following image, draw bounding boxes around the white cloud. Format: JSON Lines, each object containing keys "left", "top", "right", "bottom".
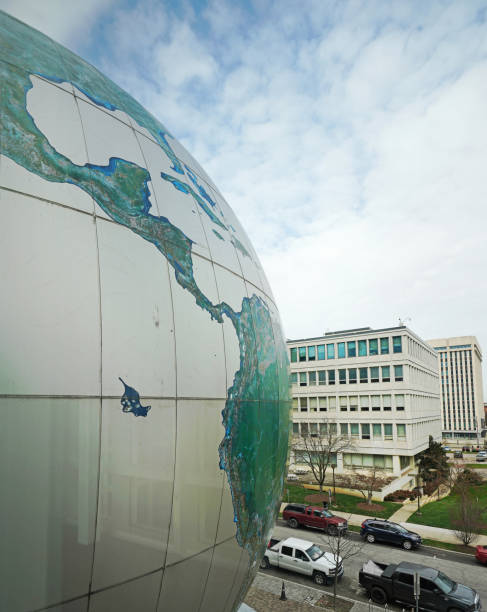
{"left": 2, "top": 0, "right": 487, "bottom": 389}
{"left": 0, "top": 0, "right": 115, "bottom": 46}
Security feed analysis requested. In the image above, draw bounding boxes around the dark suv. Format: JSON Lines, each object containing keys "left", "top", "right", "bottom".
{"left": 360, "top": 519, "right": 421, "bottom": 550}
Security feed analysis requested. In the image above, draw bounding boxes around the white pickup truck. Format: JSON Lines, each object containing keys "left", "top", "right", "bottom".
{"left": 260, "top": 537, "right": 343, "bottom": 586}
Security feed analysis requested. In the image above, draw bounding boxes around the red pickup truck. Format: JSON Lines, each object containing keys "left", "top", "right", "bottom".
{"left": 283, "top": 504, "right": 348, "bottom": 535}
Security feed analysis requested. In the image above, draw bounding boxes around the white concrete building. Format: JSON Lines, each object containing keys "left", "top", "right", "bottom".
{"left": 426, "top": 336, "right": 484, "bottom": 443}
{"left": 287, "top": 326, "right": 442, "bottom": 491}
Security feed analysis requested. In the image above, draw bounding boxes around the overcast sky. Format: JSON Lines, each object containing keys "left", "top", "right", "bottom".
{"left": 2, "top": 0, "right": 487, "bottom": 382}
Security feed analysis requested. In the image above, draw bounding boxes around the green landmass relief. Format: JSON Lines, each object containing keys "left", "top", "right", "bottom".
{"left": 0, "top": 11, "right": 290, "bottom": 570}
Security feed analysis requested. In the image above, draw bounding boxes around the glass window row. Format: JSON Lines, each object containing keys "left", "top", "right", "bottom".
{"left": 292, "top": 393, "right": 405, "bottom": 412}
{"left": 289, "top": 336, "right": 402, "bottom": 363}
{"left": 292, "top": 421, "right": 406, "bottom": 440}
{"left": 291, "top": 365, "right": 403, "bottom": 386}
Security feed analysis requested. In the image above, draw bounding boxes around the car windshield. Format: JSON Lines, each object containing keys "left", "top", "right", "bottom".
{"left": 322, "top": 510, "right": 333, "bottom": 518}
{"left": 435, "top": 572, "right": 456, "bottom": 594}
{"left": 306, "top": 544, "right": 324, "bottom": 561}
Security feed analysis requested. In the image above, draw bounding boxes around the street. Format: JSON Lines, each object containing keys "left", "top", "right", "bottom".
{"left": 258, "top": 520, "right": 487, "bottom": 609}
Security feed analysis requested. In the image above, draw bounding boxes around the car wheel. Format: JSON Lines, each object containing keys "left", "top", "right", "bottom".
{"left": 328, "top": 525, "right": 338, "bottom": 536}
{"left": 402, "top": 539, "right": 413, "bottom": 550}
{"left": 366, "top": 533, "right": 375, "bottom": 543}
{"left": 313, "top": 571, "right": 326, "bottom": 585}
{"left": 288, "top": 518, "right": 298, "bottom": 529}
{"left": 259, "top": 557, "right": 270, "bottom": 570}
{"left": 370, "top": 587, "right": 387, "bottom": 605}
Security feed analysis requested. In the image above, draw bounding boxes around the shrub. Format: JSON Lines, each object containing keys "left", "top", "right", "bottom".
{"left": 456, "top": 468, "right": 483, "bottom": 488}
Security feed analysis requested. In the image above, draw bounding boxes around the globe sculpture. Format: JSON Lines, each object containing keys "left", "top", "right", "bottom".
{"left": 0, "top": 11, "right": 290, "bottom": 612}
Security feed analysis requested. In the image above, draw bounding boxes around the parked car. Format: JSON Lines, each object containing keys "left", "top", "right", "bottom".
{"left": 475, "top": 545, "right": 487, "bottom": 564}
{"left": 442, "top": 446, "right": 451, "bottom": 452}
{"left": 476, "top": 452, "right": 487, "bottom": 462}
{"left": 360, "top": 519, "right": 421, "bottom": 550}
{"left": 261, "top": 536, "right": 343, "bottom": 585}
{"left": 283, "top": 504, "right": 348, "bottom": 535}
{"left": 453, "top": 450, "right": 464, "bottom": 459}
{"left": 359, "top": 560, "right": 481, "bottom": 609}
{"left": 286, "top": 473, "right": 298, "bottom": 481}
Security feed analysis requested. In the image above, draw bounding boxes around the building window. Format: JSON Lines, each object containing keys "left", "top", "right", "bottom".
{"left": 395, "top": 394, "right": 405, "bottom": 410}
{"left": 359, "top": 367, "right": 368, "bottom": 383}
{"left": 318, "top": 371, "right": 326, "bottom": 385}
{"left": 310, "top": 422, "right": 318, "bottom": 434}
{"left": 347, "top": 341, "right": 356, "bottom": 357}
{"left": 348, "top": 368, "right": 357, "bottom": 383}
{"left": 348, "top": 396, "right": 357, "bottom": 411}
{"left": 309, "top": 397, "right": 317, "bottom": 412}
{"left": 300, "top": 397, "right": 307, "bottom": 411}
{"left": 360, "top": 396, "right": 369, "bottom": 411}
{"left": 299, "top": 347, "right": 306, "bottom": 361}
{"left": 309, "top": 371, "right": 316, "bottom": 385}
{"left": 384, "top": 424, "right": 393, "bottom": 439}
{"left": 361, "top": 423, "right": 370, "bottom": 439}
{"left": 350, "top": 423, "right": 359, "bottom": 437}
{"left": 373, "top": 424, "right": 382, "bottom": 438}
{"left": 301, "top": 423, "right": 308, "bottom": 435}
{"left": 358, "top": 340, "right": 367, "bottom": 356}
{"left": 393, "top": 336, "right": 402, "bottom": 353}
{"left": 340, "top": 396, "right": 347, "bottom": 411}
{"left": 383, "top": 395, "right": 391, "bottom": 411}
{"left": 381, "top": 366, "right": 390, "bottom": 382}
{"left": 369, "top": 339, "right": 378, "bottom": 355}
{"left": 400, "top": 455, "right": 410, "bottom": 470}
{"left": 290, "top": 372, "right": 298, "bottom": 384}
{"left": 339, "top": 369, "right": 346, "bottom": 384}
{"left": 319, "top": 397, "right": 327, "bottom": 411}
{"left": 328, "top": 397, "right": 336, "bottom": 412}
{"left": 308, "top": 346, "right": 316, "bottom": 361}
{"left": 328, "top": 370, "right": 335, "bottom": 385}
{"left": 327, "top": 344, "right": 335, "bottom": 359}
{"left": 292, "top": 398, "right": 298, "bottom": 411}
{"left": 397, "top": 424, "right": 406, "bottom": 438}
{"left": 317, "top": 344, "right": 325, "bottom": 360}
{"left": 292, "top": 422, "right": 299, "bottom": 434}
{"left": 299, "top": 372, "right": 307, "bottom": 386}
{"left": 290, "top": 347, "right": 297, "bottom": 362}
{"left": 338, "top": 342, "right": 346, "bottom": 358}
{"left": 380, "top": 338, "right": 389, "bottom": 354}
{"left": 371, "top": 395, "right": 380, "bottom": 411}
{"left": 370, "top": 366, "right": 379, "bottom": 382}
{"left": 394, "top": 365, "right": 403, "bottom": 382}
{"left": 340, "top": 423, "right": 348, "bottom": 435}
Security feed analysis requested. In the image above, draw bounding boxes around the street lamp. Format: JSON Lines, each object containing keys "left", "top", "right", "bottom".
{"left": 415, "top": 462, "right": 423, "bottom": 516}
{"left": 331, "top": 463, "right": 337, "bottom": 500}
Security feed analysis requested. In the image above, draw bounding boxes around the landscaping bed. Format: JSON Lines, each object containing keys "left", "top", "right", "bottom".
{"left": 283, "top": 484, "right": 401, "bottom": 519}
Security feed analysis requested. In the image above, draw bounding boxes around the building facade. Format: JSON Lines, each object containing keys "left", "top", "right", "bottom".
{"left": 426, "top": 336, "right": 484, "bottom": 442}
{"left": 287, "top": 326, "right": 442, "bottom": 490}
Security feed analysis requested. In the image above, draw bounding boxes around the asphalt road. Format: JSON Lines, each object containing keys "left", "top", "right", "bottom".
{"left": 258, "top": 520, "right": 487, "bottom": 609}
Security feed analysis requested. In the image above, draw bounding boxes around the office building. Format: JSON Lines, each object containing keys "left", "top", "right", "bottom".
{"left": 426, "top": 336, "right": 484, "bottom": 442}
{"left": 288, "top": 326, "right": 442, "bottom": 491}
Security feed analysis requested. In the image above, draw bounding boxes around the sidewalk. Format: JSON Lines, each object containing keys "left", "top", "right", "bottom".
{"left": 279, "top": 503, "right": 487, "bottom": 547}
{"left": 331, "top": 510, "right": 487, "bottom": 547}
{"left": 244, "top": 572, "right": 383, "bottom": 612}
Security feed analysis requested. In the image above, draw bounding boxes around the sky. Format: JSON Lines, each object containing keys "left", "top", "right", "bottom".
{"left": 2, "top": 0, "right": 487, "bottom": 380}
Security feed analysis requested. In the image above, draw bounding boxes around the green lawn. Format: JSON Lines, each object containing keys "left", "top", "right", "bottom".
{"left": 282, "top": 484, "right": 401, "bottom": 519}
{"left": 407, "top": 482, "right": 487, "bottom": 533}
{"left": 465, "top": 463, "right": 487, "bottom": 469}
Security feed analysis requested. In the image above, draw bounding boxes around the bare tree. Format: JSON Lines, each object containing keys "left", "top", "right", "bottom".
{"left": 319, "top": 520, "right": 365, "bottom": 610}
{"left": 450, "top": 483, "right": 483, "bottom": 546}
{"left": 292, "top": 420, "right": 354, "bottom": 492}
{"left": 343, "top": 468, "right": 392, "bottom": 506}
